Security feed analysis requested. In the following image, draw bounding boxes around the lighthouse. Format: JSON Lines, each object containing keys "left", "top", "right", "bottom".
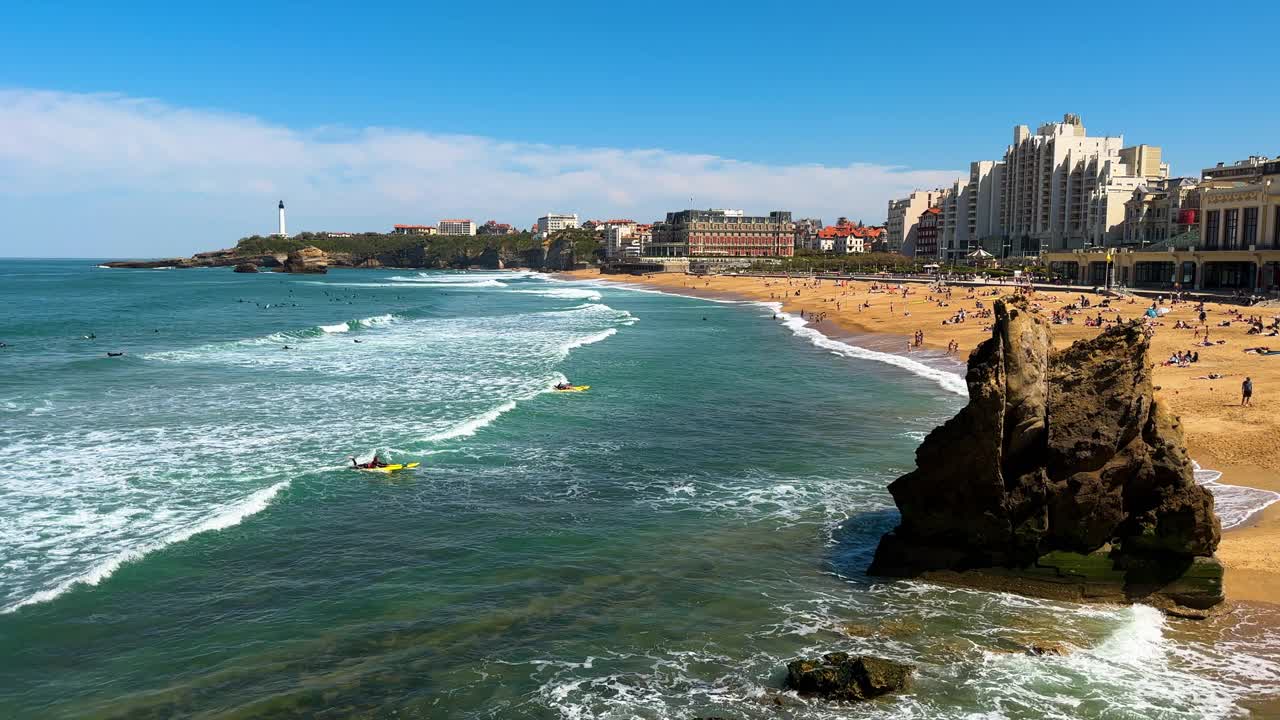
{"left": 277, "top": 200, "right": 287, "bottom": 237}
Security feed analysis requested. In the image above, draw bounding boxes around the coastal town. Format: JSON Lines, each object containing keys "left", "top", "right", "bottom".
{"left": 238, "top": 113, "right": 1279, "bottom": 297}
{"left": 15, "top": 0, "right": 1280, "bottom": 713}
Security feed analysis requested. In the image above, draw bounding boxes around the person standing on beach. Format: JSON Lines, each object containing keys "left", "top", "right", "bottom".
{"left": 1242, "top": 377, "right": 1253, "bottom": 406}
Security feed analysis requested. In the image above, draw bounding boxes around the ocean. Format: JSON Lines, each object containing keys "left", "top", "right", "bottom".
{"left": 1, "top": 258, "right": 1278, "bottom": 719}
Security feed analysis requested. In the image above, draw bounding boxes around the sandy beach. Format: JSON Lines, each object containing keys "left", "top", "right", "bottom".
{"left": 564, "top": 268, "right": 1280, "bottom": 606}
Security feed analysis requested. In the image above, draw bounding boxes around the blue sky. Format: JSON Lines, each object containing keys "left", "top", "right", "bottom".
{"left": 0, "top": 0, "right": 1276, "bottom": 257}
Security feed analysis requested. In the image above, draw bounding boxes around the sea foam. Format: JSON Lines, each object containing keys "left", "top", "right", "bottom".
{"left": 424, "top": 401, "right": 519, "bottom": 442}
{"left": 2, "top": 481, "right": 289, "bottom": 614}
{"left": 773, "top": 307, "right": 969, "bottom": 397}
{"left": 597, "top": 281, "right": 969, "bottom": 397}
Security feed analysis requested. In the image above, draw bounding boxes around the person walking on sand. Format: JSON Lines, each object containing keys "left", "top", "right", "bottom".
{"left": 1242, "top": 376, "right": 1253, "bottom": 406}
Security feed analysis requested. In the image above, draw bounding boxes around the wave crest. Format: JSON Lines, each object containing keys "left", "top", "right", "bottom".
{"left": 2, "top": 481, "right": 289, "bottom": 614}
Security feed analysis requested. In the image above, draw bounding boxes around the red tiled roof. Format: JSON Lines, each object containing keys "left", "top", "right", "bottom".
{"left": 817, "top": 224, "right": 882, "bottom": 239}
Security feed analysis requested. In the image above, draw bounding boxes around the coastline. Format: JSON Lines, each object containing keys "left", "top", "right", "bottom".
{"left": 561, "top": 268, "right": 1280, "bottom": 607}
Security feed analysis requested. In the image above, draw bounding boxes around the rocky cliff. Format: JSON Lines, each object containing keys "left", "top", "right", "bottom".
{"left": 869, "top": 296, "right": 1223, "bottom": 612}
{"left": 279, "top": 246, "right": 329, "bottom": 273}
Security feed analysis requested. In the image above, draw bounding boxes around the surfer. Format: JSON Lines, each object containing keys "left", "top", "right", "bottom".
{"left": 350, "top": 453, "right": 388, "bottom": 469}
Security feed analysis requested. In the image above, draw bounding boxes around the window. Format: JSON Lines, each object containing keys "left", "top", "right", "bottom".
{"left": 1244, "top": 207, "right": 1259, "bottom": 247}
{"left": 1224, "top": 209, "right": 1239, "bottom": 250}
{"left": 1275, "top": 207, "right": 1280, "bottom": 248}
{"left": 1204, "top": 210, "right": 1220, "bottom": 249}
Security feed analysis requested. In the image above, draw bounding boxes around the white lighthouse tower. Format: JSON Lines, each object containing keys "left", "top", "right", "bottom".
{"left": 276, "top": 200, "right": 287, "bottom": 237}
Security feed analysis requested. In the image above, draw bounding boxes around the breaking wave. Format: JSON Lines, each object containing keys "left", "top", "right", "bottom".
{"left": 3, "top": 481, "right": 289, "bottom": 614}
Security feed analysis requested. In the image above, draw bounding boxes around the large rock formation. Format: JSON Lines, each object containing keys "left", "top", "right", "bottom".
{"left": 869, "top": 296, "right": 1223, "bottom": 611}
{"left": 785, "top": 653, "right": 913, "bottom": 702}
{"left": 280, "top": 246, "right": 329, "bottom": 274}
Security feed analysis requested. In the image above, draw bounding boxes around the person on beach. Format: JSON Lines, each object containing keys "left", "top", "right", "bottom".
{"left": 1242, "top": 377, "right": 1253, "bottom": 406}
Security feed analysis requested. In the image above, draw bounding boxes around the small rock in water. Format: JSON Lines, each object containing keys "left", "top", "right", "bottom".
{"left": 1026, "top": 641, "right": 1069, "bottom": 656}
{"left": 784, "top": 652, "right": 913, "bottom": 702}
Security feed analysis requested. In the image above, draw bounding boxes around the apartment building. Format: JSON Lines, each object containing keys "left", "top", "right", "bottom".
{"left": 602, "top": 219, "right": 653, "bottom": 259}
{"left": 887, "top": 189, "right": 947, "bottom": 255}
{"left": 1045, "top": 157, "right": 1280, "bottom": 291}
{"left": 438, "top": 219, "right": 477, "bottom": 236}
{"left": 999, "top": 114, "right": 1167, "bottom": 254}
{"left": 916, "top": 207, "right": 942, "bottom": 259}
{"left": 537, "top": 213, "right": 580, "bottom": 237}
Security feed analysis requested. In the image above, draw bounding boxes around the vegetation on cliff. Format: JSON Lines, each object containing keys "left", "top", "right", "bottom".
{"left": 234, "top": 231, "right": 542, "bottom": 257}
{"left": 233, "top": 228, "right": 603, "bottom": 269}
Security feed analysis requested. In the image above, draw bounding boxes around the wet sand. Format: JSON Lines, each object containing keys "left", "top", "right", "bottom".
{"left": 563, "top": 269, "right": 1280, "bottom": 606}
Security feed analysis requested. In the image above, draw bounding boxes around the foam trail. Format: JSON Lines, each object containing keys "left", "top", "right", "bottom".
{"left": 775, "top": 309, "right": 968, "bottom": 397}
{"left": 516, "top": 288, "right": 604, "bottom": 302}
{"left": 1193, "top": 460, "right": 1280, "bottom": 529}
{"left": 2, "top": 481, "right": 290, "bottom": 614}
{"left": 388, "top": 275, "right": 507, "bottom": 288}
{"left": 425, "top": 401, "right": 518, "bottom": 442}
{"left": 561, "top": 328, "right": 617, "bottom": 354}
{"left": 320, "top": 322, "right": 350, "bottom": 334}
{"left": 596, "top": 281, "right": 967, "bottom": 396}
{"left": 357, "top": 314, "right": 395, "bottom": 328}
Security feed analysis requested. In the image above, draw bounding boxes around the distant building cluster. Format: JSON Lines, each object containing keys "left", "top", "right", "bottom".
{"left": 877, "top": 112, "right": 1280, "bottom": 290}
{"left": 1047, "top": 156, "right": 1280, "bottom": 291}
{"left": 886, "top": 114, "right": 1174, "bottom": 261}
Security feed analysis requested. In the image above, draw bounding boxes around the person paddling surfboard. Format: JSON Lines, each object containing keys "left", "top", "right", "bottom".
{"left": 350, "top": 453, "right": 389, "bottom": 469}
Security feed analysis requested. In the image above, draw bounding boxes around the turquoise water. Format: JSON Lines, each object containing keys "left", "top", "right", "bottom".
{"left": 1, "top": 259, "right": 1278, "bottom": 719}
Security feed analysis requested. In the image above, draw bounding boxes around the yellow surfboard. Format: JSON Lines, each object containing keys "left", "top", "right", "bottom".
{"left": 358, "top": 462, "right": 420, "bottom": 473}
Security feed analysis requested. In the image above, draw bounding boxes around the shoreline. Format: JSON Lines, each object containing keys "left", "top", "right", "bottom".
{"left": 561, "top": 268, "right": 1280, "bottom": 607}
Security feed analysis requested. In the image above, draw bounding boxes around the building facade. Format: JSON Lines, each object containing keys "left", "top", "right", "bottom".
{"left": 815, "top": 218, "right": 875, "bottom": 254}
{"left": 916, "top": 207, "right": 942, "bottom": 259}
{"left": 887, "top": 189, "right": 947, "bottom": 255}
{"left": 792, "top": 217, "right": 825, "bottom": 251}
{"left": 1045, "top": 157, "right": 1280, "bottom": 292}
{"left": 603, "top": 220, "right": 648, "bottom": 259}
{"left": 392, "top": 224, "right": 439, "bottom": 235}
{"left": 1122, "top": 178, "right": 1199, "bottom": 247}
{"left": 438, "top": 219, "right": 477, "bottom": 236}
{"left": 648, "top": 209, "right": 795, "bottom": 257}
{"left": 999, "top": 114, "right": 1168, "bottom": 254}
{"left": 537, "top": 213, "right": 580, "bottom": 237}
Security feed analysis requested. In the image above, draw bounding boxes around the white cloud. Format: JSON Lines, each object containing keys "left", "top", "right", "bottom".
{"left": 0, "top": 89, "right": 964, "bottom": 254}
